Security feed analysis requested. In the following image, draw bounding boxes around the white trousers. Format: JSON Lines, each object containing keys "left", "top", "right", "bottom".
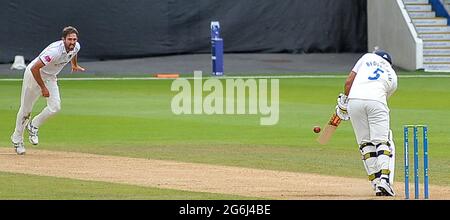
{"left": 347, "top": 99, "right": 390, "bottom": 144}
{"left": 11, "top": 68, "right": 61, "bottom": 143}
{"left": 348, "top": 99, "right": 395, "bottom": 185}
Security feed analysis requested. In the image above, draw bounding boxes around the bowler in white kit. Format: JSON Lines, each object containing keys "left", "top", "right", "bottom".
{"left": 11, "top": 26, "right": 85, "bottom": 155}
{"left": 335, "top": 50, "right": 398, "bottom": 196}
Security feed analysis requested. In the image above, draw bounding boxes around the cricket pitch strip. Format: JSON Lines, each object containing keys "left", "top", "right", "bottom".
{"left": 1, "top": 148, "right": 449, "bottom": 200}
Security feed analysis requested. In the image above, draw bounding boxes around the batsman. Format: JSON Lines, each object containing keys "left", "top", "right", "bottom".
{"left": 336, "top": 49, "right": 398, "bottom": 196}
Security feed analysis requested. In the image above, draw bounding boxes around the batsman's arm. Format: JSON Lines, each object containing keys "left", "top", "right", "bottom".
{"left": 387, "top": 78, "right": 398, "bottom": 99}
{"left": 31, "top": 59, "right": 49, "bottom": 97}
{"left": 344, "top": 71, "right": 356, "bottom": 96}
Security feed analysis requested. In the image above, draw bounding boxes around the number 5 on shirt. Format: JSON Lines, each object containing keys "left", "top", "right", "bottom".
{"left": 368, "top": 68, "right": 384, "bottom": 80}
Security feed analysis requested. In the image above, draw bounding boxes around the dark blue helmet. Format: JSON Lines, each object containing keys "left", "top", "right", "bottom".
{"left": 374, "top": 50, "right": 392, "bottom": 65}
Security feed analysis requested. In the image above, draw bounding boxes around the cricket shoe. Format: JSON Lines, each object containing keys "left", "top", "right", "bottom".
{"left": 375, "top": 187, "right": 391, "bottom": 196}
{"left": 13, "top": 142, "right": 26, "bottom": 155}
{"left": 375, "top": 187, "right": 383, "bottom": 196}
{"left": 371, "top": 178, "right": 382, "bottom": 196}
{"left": 26, "top": 122, "right": 39, "bottom": 145}
{"left": 377, "top": 180, "right": 395, "bottom": 196}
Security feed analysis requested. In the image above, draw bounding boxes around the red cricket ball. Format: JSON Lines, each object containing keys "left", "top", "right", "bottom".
{"left": 313, "top": 126, "right": 321, "bottom": 133}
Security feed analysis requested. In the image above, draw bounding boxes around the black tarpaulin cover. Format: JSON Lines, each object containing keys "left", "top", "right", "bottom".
{"left": 0, "top": 0, "right": 367, "bottom": 63}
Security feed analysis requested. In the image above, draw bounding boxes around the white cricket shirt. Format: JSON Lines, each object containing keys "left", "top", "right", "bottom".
{"left": 28, "top": 40, "right": 80, "bottom": 80}
{"left": 348, "top": 53, "right": 398, "bottom": 105}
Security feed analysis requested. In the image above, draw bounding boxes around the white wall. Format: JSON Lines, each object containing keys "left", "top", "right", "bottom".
{"left": 367, "top": 0, "right": 423, "bottom": 70}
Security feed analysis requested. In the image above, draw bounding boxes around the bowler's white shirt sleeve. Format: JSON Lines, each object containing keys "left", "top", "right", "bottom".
{"left": 39, "top": 47, "right": 60, "bottom": 66}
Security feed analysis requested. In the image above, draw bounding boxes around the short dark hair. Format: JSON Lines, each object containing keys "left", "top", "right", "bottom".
{"left": 62, "top": 26, "right": 79, "bottom": 38}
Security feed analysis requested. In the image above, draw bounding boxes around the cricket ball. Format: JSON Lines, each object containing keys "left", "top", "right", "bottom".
{"left": 313, "top": 126, "right": 321, "bottom": 133}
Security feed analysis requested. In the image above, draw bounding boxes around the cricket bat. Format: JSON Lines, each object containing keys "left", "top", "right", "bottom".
{"left": 316, "top": 112, "right": 342, "bottom": 145}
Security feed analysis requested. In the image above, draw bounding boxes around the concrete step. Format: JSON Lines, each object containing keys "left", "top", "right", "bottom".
{"left": 413, "top": 18, "right": 448, "bottom": 26}
{"left": 406, "top": 4, "right": 432, "bottom": 11}
{"left": 416, "top": 26, "right": 450, "bottom": 33}
{"left": 419, "top": 33, "right": 450, "bottom": 40}
{"left": 424, "top": 63, "right": 450, "bottom": 72}
{"left": 404, "top": 0, "right": 429, "bottom": 4}
{"left": 423, "top": 40, "right": 450, "bottom": 48}
{"left": 423, "top": 56, "right": 450, "bottom": 63}
{"left": 423, "top": 48, "right": 450, "bottom": 55}
{"left": 408, "top": 11, "right": 436, "bottom": 18}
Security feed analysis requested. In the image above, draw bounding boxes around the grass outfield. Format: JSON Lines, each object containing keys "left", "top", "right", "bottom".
{"left": 1, "top": 75, "right": 450, "bottom": 198}
{"left": 0, "top": 171, "right": 257, "bottom": 200}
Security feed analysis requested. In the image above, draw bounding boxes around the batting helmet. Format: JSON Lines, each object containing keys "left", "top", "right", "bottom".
{"left": 374, "top": 50, "right": 392, "bottom": 65}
